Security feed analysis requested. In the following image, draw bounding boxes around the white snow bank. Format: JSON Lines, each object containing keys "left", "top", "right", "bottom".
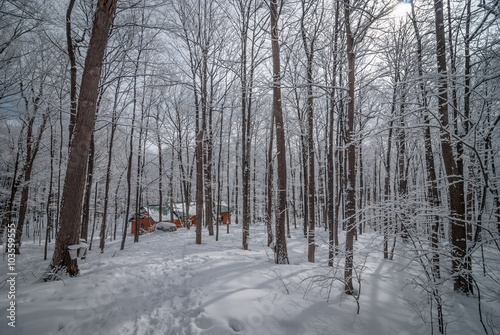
{"left": 0, "top": 223, "right": 498, "bottom": 335}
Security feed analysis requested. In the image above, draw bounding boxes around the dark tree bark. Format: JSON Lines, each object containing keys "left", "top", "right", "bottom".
{"left": 227, "top": 106, "right": 234, "bottom": 234}
{"left": 241, "top": 27, "right": 251, "bottom": 250}
{"left": 433, "top": 0, "right": 469, "bottom": 294}
{"left": 44, "top": 121, "right": 55, "bottom": 260}
{"left": 463, "top": 0, "right": 474, "bottom": 294}
{"left": 358, "top": 135, "right": 364, "bottom": 236}
{"left": 81, "top": 134, "right": 94, "bottom": 241}
{"left": 216, "top": 108, "right": 224, "bottom": 242}
{"left": 383, "top": 87, "right": 395, "bottom": 259}
{"left": 89, "top": 182, "right": 98, "bottom": 251}
{"left": 288, "top": 136, "right": 298, "bottom": 231}
{"left": 121, "top": 24, "right": 143, "bottom": 250}
{"left": 343, "top": 0, "right": 356, "bottom": 294}
{"left": 234, "top": 137, "right": 239, "bottom": 227}
{"left": 134, "top": 97, "right": 145, "bottom": 243}
{"left": 204, "top": 102, "right": 214, "bottom": 236}
{"left": 196, "top": 111, "right": 204, "bottom": 244}
{"left": 270, "top": 0, "right": 289, "bottom": 264}
{"left": 113, "top": 169, "right": 124, "bottom": 241}
{"left": 100, "top": 76, "right": 122, "bottom": 252}
{"left": 156, "top": 107, "right": 163, "bottom": 223}
{"left": 66, "top": 0, "right": 77, "bottom": 143}
{"left": 49, "top": 0, "right": 117, "bottom": 278}
{"left": 411, "top": 3, "right": 441, "bottom": 279}
{"left": 266, "top": 112, "right": 274, "bottom": 247}
{"left": 333, "top": 116, "right": 343, "bottom": 259}
{"left": 300, "top": 0, "right": 319, "bottom": 263}
{"left": 233, "top": 0, "right": 258, "bottom": 250}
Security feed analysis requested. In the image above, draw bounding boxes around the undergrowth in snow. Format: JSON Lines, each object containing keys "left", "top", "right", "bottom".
{"left": 1, "top": 223, "right": 499, "bottom": 335}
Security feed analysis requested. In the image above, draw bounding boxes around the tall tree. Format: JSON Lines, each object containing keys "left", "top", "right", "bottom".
{"left": 328, "top": 1, "right": 341, "bottom": 266}
{"left": 100, "top": 68, "right": 124, "bottom": 252}
{"left": 343, "top": 0, "right": 357, "bottom": 294}
{"left": 410, "top": 1, "right": 441, "bottom": 279}
{"left": 300, "top": 0, "right": 323, "bottom": 263}
{"left": 229, "top": 0, "right": 258, "bottom": 250}
{"left": 66, "top": 0, "right": 78, "bottom": 143}
{"left": 48, "top": 0, "right": 117, "bottom": 278}
{"left": 432, "top": 0, "right": 469, "bottom": 294}
{"left": 266, "top": 112, "right": 274, "bottom": 247}
{"left": 270, "top": 0, "right": 289, "bottom": 264}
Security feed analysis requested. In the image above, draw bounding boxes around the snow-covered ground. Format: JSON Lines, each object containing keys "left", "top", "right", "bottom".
{"left": 1, "top": 223, "right": 498, "bottom": 335}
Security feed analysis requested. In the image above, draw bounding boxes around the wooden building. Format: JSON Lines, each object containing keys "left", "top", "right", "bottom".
{"left": 129, "top": 203, "right": 232, "bottom": 234}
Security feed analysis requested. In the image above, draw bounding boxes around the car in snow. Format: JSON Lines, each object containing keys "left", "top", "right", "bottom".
{"left": 156, "top": 221, "right": 177, "bottom": 232}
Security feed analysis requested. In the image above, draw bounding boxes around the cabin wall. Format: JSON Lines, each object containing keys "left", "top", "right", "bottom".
{"left": 131, "top": 216, "right": 156, "bottom": 235}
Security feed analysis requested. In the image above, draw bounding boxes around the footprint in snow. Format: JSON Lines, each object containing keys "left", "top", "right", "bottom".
{"left": 195, "top": 316, "right": 213, "bottom": 330}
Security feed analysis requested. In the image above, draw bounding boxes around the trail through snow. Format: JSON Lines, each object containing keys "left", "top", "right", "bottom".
{"left": 1, "top": 223, "right": 498, "bottom": 335}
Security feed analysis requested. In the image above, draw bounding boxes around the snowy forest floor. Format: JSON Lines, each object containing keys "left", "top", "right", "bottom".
{"left": 1, "top": 222, "right": 499, "bottom": 335}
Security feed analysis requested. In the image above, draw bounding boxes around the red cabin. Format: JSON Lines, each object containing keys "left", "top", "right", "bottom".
{"left": 129, "top": 203, "right": 232, "bottom": 234}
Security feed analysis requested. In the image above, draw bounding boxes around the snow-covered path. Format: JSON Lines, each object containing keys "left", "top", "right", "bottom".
{"left": 1, "top": 223, "right": 497, "bottom": 335}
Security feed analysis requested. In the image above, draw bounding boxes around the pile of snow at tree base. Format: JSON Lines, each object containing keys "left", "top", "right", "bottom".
{"left": 1, "top": 223, "right": 498, "bottom": 335}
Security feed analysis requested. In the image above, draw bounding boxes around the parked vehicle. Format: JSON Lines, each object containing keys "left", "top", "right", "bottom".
{"left": 156, "top": 221, "right": 177, "bottom": 232}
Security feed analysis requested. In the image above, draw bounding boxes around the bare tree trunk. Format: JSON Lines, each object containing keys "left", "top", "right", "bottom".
{"left": 121, "top": 26, "right": 143, "bottom": 250}
{"left": 270, "top": 0, "right": 289, "bottom": 264}
{"left": 433, "top": 0, "right": 469, "bottom": 294}
{"left": 463, "top": 0, "right": 474, "bottom": 294}
{"left": 121, "top": 115, "right": 135, "bottom": 250}
{"left": 204, "top": 96, "right": 213, "bottom": 236}
{"left": 113, "top": 169, "right": 124, "bottom": 241}
{"left": 266, "top": 112, "right": 274, "bottom": 247}
{"left": 44, "top": 121, "right": 55, "bottom": 260}
{"left": 358, "top": 139, "right": 364, "bottom": 236}
{"left": 300, "top": 0, "right": 317, "bottom": 263}
{"left": 49, "top": 0, "right": 117, "bottom": 277}
{"left": 157, "top": 108, "right": 163, "bottom": 223}
{"left": 227, "top": 107, "right": 233, "bottom": 234}
{"left": 343, "top": 0, "right": 356, "bottom": 294}
{"left": 66, "top": 0, "right": 77, "bottom": 142}
{"left": 252, "top": 148, "right": 257, "bottom": 225}
{"left": 134, "top": 104, "right": 145, "bottom": 243}
{"left": 195, "top": 72, "right": 204, "bottom": 244}
{"left": 55, "top": 106, "right": 64, "bottom": 238}
{"left": 383, "top": 90, "right": 395, "bottom": 259}
{"left": 297, "top": 107, "right": 309, "bottom": 240}
{"left": 196, "top": 122, "right": 204, "bottom": 244}
{"left": 81, "top": 134, "right": 94, "bottom": 241}
{"left": 333, "top": 112, "right": 343, "bottom": 257}
{"left": 234, "top": 138, "right": 239, "bottom": 227}
{"left": 216, "top": 109, "right": 224, "bottom": 242}
{"left": 411, "top": 3, "right": 441, "bottom": 280}
{"left": 100, "top": 78, "right": 121, "bottom": 252}
{"left": 288, "top": 137, "right": 298, "bottom": 231}
{"left": 240, "top": 9, "right": 251, "bottom": 250}
{"left": 241, "top": 68, "right": 251, "bottom": 250}
{"left": 89, "top": 182, "right": 98, "bottom": 251}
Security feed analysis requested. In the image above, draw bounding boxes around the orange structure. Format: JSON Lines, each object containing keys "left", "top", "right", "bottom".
{"left": 130, "top": 208, "right": 157, "bottom": 235}
{"left": 130, "top": 203, "right": 232, "bottom": 234}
